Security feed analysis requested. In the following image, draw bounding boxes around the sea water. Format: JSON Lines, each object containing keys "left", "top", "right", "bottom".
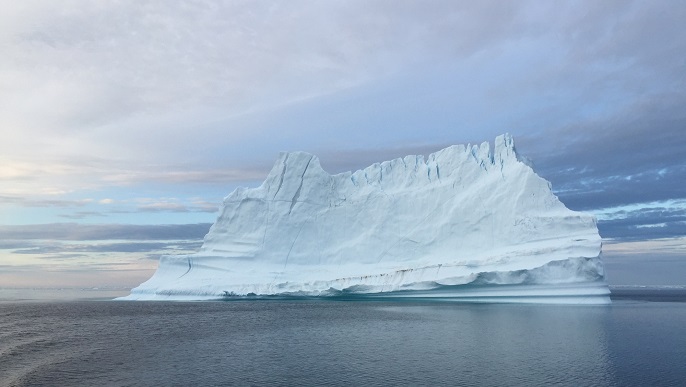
{"left": 1, "top": 289, "right": 685, "bottom": 386}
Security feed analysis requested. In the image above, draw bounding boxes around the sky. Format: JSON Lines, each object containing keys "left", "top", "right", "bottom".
{"left": 1, "top": 0, "right": 685, "bottom": 293}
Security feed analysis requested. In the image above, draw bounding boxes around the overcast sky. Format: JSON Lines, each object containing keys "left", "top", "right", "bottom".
{"left": 1, "top": 0, "right": 684, "bottom": 291}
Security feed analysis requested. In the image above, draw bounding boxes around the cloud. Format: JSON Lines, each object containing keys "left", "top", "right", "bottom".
{"left": 99, "top": 168, "right": 269, "bottom": 186}
{"left": 11, "top": 241, "right": 203, "bottom": 255}
{"left": 595, "top": 204, "right": 686, "bottom": 241}
{"left": 0, "top": 223, "right": 207, "bottom": 284}
{"left": 131, "top": 198, "right": 219, "bottom": 213}
{"left": 0, "top": 240, "right": 41, "bottom": 250}
{"left": 3, "top": 1, "right": 681, "bottom": 162}
{"left": 136, "top": 203, "right": 189, "bottom": 213}
{"left": 134, "top": 203, "right": 216, "bottom": 213}
{"left": 1, "top": 191, "right": 222, "bottom": 221}
{"left": 0, "top": 195, "right": 95, "bottom": 208}
{"left": 0, "top": 223, "right": 212, "bottom": 241}
{"left": 0, "top": 159, "right": 268, "bottom": 198}
{"left": 58, "top": 211, "right": 108, "bottom": 220}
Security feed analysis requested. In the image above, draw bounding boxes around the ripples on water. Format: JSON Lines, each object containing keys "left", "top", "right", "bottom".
{"left": 1, "top": 291, "right": 685, "bottom": 386}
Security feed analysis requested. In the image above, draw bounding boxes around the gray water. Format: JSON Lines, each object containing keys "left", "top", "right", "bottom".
{"left": 1, "top": 290, "right": 685, "bottom": 386}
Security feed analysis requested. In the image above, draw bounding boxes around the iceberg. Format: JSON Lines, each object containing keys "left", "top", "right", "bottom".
{"left": 119, "top": 134, "right": 610, "bottom": 304}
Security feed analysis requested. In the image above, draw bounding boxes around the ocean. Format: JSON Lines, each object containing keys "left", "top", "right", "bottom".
{"left": 1, "top": 287, "right": 685, "bottom": 386}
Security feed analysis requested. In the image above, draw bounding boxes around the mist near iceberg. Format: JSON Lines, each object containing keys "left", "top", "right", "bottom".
{"left": 119, "top": 134, "right": 610, "bottom": 304}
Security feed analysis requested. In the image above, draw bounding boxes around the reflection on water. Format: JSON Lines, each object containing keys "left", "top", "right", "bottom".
{"left": 376, "top": 303, "right": 614, "bottom": 385}
{"left": 606, "top": 302, "right": 686, "bottom": 386}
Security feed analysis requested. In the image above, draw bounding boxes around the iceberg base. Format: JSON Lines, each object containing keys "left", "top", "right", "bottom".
{"left": 117, "top": 256, "right": 610, "bottom": 304}
{"left": 118, "top": 282, "right": 610, "bottom": 304}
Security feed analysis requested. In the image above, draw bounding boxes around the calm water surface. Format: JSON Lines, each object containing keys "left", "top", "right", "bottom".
{"left": 1, "top": 290, "right": 685, "bottom": 386}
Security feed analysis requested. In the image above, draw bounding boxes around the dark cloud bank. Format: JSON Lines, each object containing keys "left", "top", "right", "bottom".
{"left": 523, "top": 97, "right": 686, "bottom": 241}
{"left": 0, "top": 223, "right": 211, "bottom": 242}
{"left": 522, "top": 97, "right": 686, "bottom": 210}
{"left": 0, "top": 223, "right": 211, "bottom": 258}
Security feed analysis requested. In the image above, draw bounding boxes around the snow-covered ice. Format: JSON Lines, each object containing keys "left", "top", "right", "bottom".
{"left": 119, "top": 134, "right": 610, "bottom": 304}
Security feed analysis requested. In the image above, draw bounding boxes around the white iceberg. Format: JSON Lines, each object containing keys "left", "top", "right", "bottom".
{"left": 119, "top": 134, "right": 610, "bottom": 304}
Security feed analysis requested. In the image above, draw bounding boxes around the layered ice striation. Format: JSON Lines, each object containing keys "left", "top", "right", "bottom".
{"left": 120, "top": 134, "right": 610, "bottom": 304}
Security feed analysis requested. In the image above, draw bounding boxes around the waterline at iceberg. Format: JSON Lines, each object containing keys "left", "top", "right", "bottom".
{"left": 119, "top": 134, "right": 610, "bottom": 304}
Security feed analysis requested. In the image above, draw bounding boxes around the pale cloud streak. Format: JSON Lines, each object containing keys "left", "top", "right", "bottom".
{"left": 133, "top": 198, "right": 218, "bottom": 213}
{"left": 0, "top": 158, "right": 267, "bottom": 199}
{"left": 4, "top": 0, "right": 681, "bottom": 172}
{"left": 0, "top": 223, "right": 211, "bottom": 241}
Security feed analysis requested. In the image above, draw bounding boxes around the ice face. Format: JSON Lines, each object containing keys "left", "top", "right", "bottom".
{"left": 119, "top": 134, "right": 610, "bottom": 304}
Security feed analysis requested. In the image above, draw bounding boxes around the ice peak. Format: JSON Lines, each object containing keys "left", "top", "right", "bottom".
{"left": 495, "top": 132, "right": 514, "bottom": 153}
{"left": 493, "top": 133, "right": 518, "bottom": 167}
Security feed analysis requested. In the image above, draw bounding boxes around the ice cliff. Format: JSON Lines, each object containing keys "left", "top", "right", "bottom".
{"left": 120, "top": 134, "right": 610, "bottom": 303}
